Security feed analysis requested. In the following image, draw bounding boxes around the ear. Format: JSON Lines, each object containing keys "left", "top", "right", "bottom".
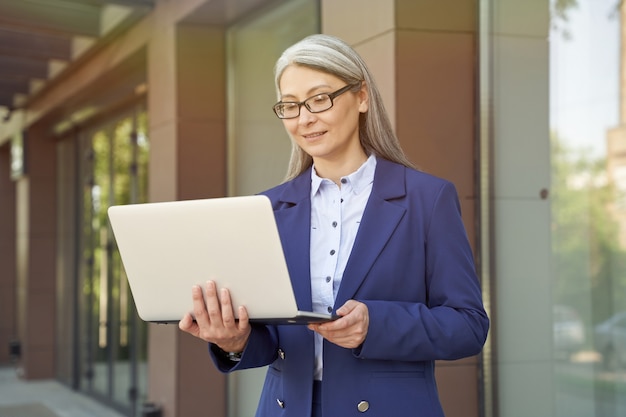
{"left": 358, "top": 82, "right": 369, "bottom": 113}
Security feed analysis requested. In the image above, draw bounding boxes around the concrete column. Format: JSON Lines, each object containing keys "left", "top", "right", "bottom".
{"left": 0, "top": 144, "right": 17, "bottom": 365}
{"left": 322, "top": 1, "right": 481, "bottom": 416}
{"left": 146, "top": 3, "right": 227, "bottom": 416}
{"left": 14, "top": 124, "right": 57, "bottom": 379}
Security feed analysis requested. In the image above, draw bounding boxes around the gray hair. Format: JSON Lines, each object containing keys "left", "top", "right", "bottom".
{"left": 274, "top": 34, "right": 416, "bottom": 181}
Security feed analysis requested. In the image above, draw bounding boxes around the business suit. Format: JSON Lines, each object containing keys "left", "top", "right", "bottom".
{"left": 210, "top": 157, "right": 489, "bottom": 417}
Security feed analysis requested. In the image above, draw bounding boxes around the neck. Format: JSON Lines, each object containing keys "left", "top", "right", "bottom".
{"left": 313, "top": 151, "right": 368, "bottom": 185}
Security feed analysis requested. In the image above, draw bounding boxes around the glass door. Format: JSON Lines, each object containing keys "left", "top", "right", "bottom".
{"left": 79, "top": 106, "right": 149, "bottom": 416}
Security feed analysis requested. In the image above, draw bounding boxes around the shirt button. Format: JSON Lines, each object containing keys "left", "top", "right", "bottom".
{"left": 357, "top": 401, "right": 369, "bottom": 412}
{"left": 332, "top": 221, "right": 337, "bottom": 227}
{"left": 327, "top": 306, "right": 333, "bottom": 313}
{"left": 330, "top": 249, "right": 336, "bottom": 256}
{"left": 341, "top": 178, "right": 347, "bottom": 184}
{"left": 325, "top": 276, "right": 331, "bottom": 283}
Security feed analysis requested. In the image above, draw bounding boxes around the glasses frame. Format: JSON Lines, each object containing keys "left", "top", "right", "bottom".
{"left": 272, "top": 83, "right": 359, "bottom": 119}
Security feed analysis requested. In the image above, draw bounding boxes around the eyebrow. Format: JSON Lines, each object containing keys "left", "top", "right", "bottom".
{"left": 280, "top": 84, "right": 333, "bottom": 101}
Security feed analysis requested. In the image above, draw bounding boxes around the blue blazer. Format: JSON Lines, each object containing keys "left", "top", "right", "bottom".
{"left": 210, "top": 158, "right": 489, "bottom": 417}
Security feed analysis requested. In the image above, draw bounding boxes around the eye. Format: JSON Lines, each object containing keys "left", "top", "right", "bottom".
{"left": 310, "top": 94, "right": 330, "bottom": 105}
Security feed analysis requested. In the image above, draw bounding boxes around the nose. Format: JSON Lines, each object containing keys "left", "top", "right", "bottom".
{"left": 297, "top": 105, "right": 316, "bottom": 125}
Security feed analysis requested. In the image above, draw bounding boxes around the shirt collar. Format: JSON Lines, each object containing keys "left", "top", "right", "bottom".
{"left": 310, "top": 154, "right": 377, "bottom": 197}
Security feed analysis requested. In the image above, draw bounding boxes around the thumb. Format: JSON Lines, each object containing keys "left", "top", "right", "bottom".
{"left": 336, "top": 300, "right": 358, "bottom": 316}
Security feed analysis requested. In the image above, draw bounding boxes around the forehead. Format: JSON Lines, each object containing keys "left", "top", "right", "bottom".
{"left": 278, "top": 65, "right": 343, "bottom": 97}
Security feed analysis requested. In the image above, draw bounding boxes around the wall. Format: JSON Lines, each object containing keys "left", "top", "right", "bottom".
{"left": 14, "top": 123, "right": 58, "bottom": 379}
{"left": 146, "top": 3, "right": 228, "bottom": 414}
{"left": 491, "top": 1, "right": 552, "bottom": 416}
{"left": 323, "top": 1, "right": 483, "bottom": 416}
{"left": 0, "top": 144, "right": 17, "bottom": 365}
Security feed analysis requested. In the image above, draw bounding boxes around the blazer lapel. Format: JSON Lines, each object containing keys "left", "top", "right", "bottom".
{"left": 273, "top": 173, "right": 314, "bottom": 311}
{"left": 335, "top": 159, "right": 407, "bottom": 307}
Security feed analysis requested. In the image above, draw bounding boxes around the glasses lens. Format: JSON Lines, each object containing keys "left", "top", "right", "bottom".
{"left": 305, "top": 94, "right": 332, "bottom": 113}
{"left": 274, "top": 102, "right": 299, "bottom": 119}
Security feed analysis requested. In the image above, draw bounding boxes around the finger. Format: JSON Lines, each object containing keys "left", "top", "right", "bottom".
{"left": 179, "top": 313, "right": 195, "bottom": 332}
{"left": 237, "top": 305, "right": 250, "bottom": 330}
{"left": 191, "top": 285, "right": 210, "bottom": 324}
{"left": 220, "top": 288, "right": 237, "bottom": 327}
{"left": 203, "top": 281, "right": 223, "bottom": 323}
{"left": 336, "top": 299, "right": 358, "bottom": 316}
{"left": 317, "top": 315, "right": 349, "bottom": 331}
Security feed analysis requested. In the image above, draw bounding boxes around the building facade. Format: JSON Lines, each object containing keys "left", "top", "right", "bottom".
{"left": 0, "top": 0, "right": 625, "bottom": 416}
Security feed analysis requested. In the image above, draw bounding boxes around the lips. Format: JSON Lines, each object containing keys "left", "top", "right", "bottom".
{"left": 302, "top": 131, "right": 327, "bottom": 140}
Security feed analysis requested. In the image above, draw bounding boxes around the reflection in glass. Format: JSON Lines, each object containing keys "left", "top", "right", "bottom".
{"left": 79, "top": 108, "right": 149, "bottom": 415}
{"left": 550, "top": 0, "right": 626, "bottom": 415}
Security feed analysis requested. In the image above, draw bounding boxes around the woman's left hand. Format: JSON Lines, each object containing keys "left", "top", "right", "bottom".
{"left": 308, "top": 300, "right": 369, "bottom": 349}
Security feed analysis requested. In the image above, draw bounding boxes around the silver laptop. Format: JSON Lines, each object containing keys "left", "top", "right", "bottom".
{"left": 107, "top": 195, "right": 334, "bottom": 325}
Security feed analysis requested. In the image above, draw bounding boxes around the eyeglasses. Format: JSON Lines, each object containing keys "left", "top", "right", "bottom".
{"left": 272, "top": 83, "right": 358, "bottom": 119}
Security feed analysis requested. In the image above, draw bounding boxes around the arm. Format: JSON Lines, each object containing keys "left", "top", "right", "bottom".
{"left": 179, "top": 281, "right": 279, "bottom": 372}
{"left": 357, "top": 182, "right": 489, "bottom": 361}
{"left": 311, "top": 182, "right": 488, "bottom": 361}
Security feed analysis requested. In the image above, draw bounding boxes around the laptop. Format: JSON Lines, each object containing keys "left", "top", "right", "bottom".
{"left": 107, "top": 195, "right": 335, "bottom": 325}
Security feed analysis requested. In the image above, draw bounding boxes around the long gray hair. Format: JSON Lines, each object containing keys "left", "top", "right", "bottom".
{"left": 274, "top": 34, "right": 415, "bottom": 181}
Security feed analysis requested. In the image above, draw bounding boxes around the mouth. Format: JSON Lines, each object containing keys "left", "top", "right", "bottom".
{"left": 302, "top": 131, "right": 327, "bottom": 140}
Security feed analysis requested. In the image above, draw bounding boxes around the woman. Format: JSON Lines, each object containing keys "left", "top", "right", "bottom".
{"left": 179, "top": 34, "right": 489, "bottom": 417}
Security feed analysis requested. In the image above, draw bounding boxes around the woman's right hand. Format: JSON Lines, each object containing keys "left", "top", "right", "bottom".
{"left": 179, "top": 280, "right": 251, "bottom": 353}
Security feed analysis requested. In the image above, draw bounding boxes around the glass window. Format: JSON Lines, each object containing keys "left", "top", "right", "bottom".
{"left": 551, "top": 1, "right": 626, "bottom": 415}
{"left": 227, "top": 0, "right": 319, "bottom": 197}
{"left": 484, "top": 0, "right": 626, "bottom": 416}
{"left": 77, "top": 106, "right": 149, "bottom": 415}
{"left": 225, "top": 1, "right": 318, "bottom": 416}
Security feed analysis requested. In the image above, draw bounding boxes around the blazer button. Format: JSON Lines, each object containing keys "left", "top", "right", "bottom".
{"left": 276, "top": 399, "right": 285, "bottom": 408}
{"left": 278, "top": 349, "right": 285, "bottom": 360}
{"left": 357, "top": 401, "right": 369, "bottom": 412}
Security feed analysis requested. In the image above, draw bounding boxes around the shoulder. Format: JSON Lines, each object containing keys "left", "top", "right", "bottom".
{"left": 259, "top": 170, "right": 311, "bottom": 207}
{"left": 375, "top": 158, "right": 456, "bottom": 198}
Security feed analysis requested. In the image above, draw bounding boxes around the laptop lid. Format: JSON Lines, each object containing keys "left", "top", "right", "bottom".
{"left": 107, "top": 195, "right": 333, "bottom": 325}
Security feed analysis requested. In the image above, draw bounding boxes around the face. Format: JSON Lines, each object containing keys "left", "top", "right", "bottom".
{"left": 277, "top": 65, "right": 368, "bottom": 166}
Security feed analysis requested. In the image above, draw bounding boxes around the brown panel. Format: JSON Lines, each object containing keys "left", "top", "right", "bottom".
{"left": 395, "top": 31, "right": 476, "bottom": 199}
{"left": 0, "top": 0, "right": 101, "bottom": 37}
{"left": 176, "top": 25, "right": 226, "bottom": 121}
{"left": 177, "top": 120, "right": 226, "bottom": 200}
{"left": 0, "top": 145, "right": 17, "bottom": 365}
{"left": 0, "top": 55, "right": 49, "bottom": 79}
{"left": 435, "top": 362, "right": 480, "bottom": 417}
{"left": 147, "top": 325, "right": 179, "bottom": 416}
{"left": 0, "top": 27, "right": 72, "bottom": 60}
{"left": 20, "top": 345, "right": 55, "bottom": 380}
{"left": 22, "top": 290, "right": 56, "bottom": 346}
{"left": 0, "top": 91, "right": 14, "bottom": 107}
{"left": 178, "top": 333, "right": 226, "bottom": 417}
{"left": 14, "top": 124, "right": 57, "bottom": 379}
{"left": 0, "top": 79, "right": 31, "bottom": 95}
{"left": 460, "top": 196, "right": 477, "bottom": 253}
{"left": 395, "top": 25, "right": 481, "bottom": 417}
{"left": 146, "top": 13, "right": 228, "bottom": 417}
{"left": 176, "top": 25, "right": 226, "bottom": 200}
{"left": 396, "top": 0, "right": 476, "bottom": 32}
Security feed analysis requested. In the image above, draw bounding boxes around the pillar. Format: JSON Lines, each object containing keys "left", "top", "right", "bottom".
{"left": 322, "top": 1, "right": 482, "bottom": 416}
{"left": 14, "top": 123, "right": 57, "bottom": 379}
{"left": 0, "top": 144, "right": 17, "bottom": 365}
{"left": 146, "top": 2, "right": 227, "bottom": 416}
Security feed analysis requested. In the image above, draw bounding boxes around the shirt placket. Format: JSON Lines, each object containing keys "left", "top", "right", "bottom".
{"left": 320, "top": 185, "right": 341, "bottom": 314}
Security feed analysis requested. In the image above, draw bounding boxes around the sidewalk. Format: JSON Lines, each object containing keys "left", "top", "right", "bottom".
{"left": 0, "top": 366, "right": 126, "bottom": 417}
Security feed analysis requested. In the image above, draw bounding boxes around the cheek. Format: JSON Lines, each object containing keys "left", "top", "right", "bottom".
{"left": 282, "top": 120, "right": 298, "bottom": 136}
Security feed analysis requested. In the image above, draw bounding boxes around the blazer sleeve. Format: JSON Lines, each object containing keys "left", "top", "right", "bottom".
{"left": 208, "top": 324, "right": 279, "bottom": 372}
{"left": 355, "top": 181, "right": 489, "bottom": 362}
